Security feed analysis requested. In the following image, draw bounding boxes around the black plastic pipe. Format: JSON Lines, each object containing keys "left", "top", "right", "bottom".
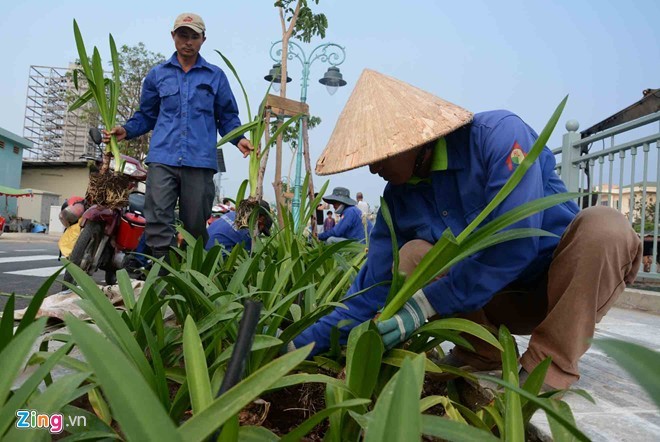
{"left": 212, "top": 300, "right": 262, "bottom": 441}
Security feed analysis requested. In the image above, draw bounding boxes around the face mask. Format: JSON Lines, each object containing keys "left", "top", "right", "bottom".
{"left": 336, "top": 204, "right": 346, "bottom": 215}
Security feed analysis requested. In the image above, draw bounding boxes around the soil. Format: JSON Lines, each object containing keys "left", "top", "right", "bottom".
{"left": 49, "top": 374, "right": 495, "bottom": 441}
{"left": 239, "top": 382, "right": 328, "bottom": 441}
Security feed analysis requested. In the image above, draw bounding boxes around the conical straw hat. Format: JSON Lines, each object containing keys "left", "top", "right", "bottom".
{"left": 316, "top": 69, "right": 473, "bottom": 175}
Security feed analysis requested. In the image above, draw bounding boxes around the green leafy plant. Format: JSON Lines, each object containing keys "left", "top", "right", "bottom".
{"left": 69, "top": 19, "right": 123, "bottom": 173}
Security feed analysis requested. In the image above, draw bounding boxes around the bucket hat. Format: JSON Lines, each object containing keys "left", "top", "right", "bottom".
{"left": 322, "top": 187, "right": 357, "bottom": 206}
{"left": 316, "top": 69, "right": 473, "bottom": 175}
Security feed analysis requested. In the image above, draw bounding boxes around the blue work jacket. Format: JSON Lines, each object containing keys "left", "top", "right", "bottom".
{"left": 205, "top": 211, "right": 251, "bottom": 252}
{"left": 123, "top": 53, "right": 243, "bottom": 172}
{"left": 318, "top": 205, "right": 372, "bottom": 242}
{"left": 294, "top": 110, "right": 580, "bottom": 355}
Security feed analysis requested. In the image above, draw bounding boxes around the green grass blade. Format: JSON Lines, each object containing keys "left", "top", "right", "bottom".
{"left": 64, "top": 264, "right": 157, "bottom": 390}
{"left": 364, "top": 354, "right": 424, "bottom": 442}
{"left": 380, "top": 198, "right": 403, "bottom": 306}
{"left": 215, "top": 50, "right": 251, "bottom": 120}
{"left": 266, "top": 114, "right": 304, "bottom": 151}
{"left": 499, "top": 326, "right": 524, "bottom": 442}
{"left": 109, "top": 33, "right": 120, "bottom": 127}
{"left": 66, "top": 316, "right": 181, "bottom": 441}
{"left": 459, "top": 193, "right": 583, "bottom": 251}
{"left": 520, "top": 357, "right": 552, "bottom": 411}
{"left": 266, "top": 373, "right": 353, "bottom": 394}
{"left": 216, "top": 120, "right": 260, "bottom": 147}
{"left": 16, "top": 267, "right": 64, "bottom": 333}
{"left": 457, "top": 96, "right": 568, "bottom": 242}
{"left": 91, "top": 48, "right": 108, "bottom": 123}
{"left": 184, "top": 316, "right": 213, "bottom": 415}
{"left": 238, "top": 426, "right": 279, "bottom": 441}
{"left": 116, "top": 269, "right": 136, "bottom": 311}
{"left": 379, "top": 232, "right": 458, "bottom": 320}
{"left": 73, "top": 19, "right": 92, "bottom": 78}
{"left": 421, "top": 415, "right": 499, "bottom": 441}
{"left": 417, "top": 318, "right": 502, "bottom": 351}
{"left": 0, "top": 294, "right": 15, "bottom": 354}
{"left": 0, "top": 318, "right": 46, "bottom": 405}
{"left": 141, "top": 320, "right": 170, "bottom": 408}
{"left": 478, "top": 375, "right": 590, "bottom": 442}
{"left": 0, "top": 342, "right": 72, "bottom": 436}
{"left": 547, "top": 400, "right": 579, "bottom": 442}
{"left": 5, "top": 372, "right": 89, "bottom": 442}
{"left": 68, "top": 88, "right": 95, "bottom": 112}
{"left": 439, "top": 228, "right": 557, "bottom": 276}
{"left": 345, "top": 323, "right": 383, "bottom": 400}
{"left": 236, "top": 179, "right": 248, "bottom": 206}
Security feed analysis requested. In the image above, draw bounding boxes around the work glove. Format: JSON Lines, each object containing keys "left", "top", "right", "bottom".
{"left": 376, "top": 290, "right": 436, "bottom": 350}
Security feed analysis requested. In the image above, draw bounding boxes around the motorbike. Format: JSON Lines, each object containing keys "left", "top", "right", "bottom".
{"left": 62, "top": 128, "right": 147, "bottom": 288}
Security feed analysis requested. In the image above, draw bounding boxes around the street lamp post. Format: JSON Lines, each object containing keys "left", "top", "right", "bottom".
{"left": 266, "top": 40, "right": 347, "bottom": 228}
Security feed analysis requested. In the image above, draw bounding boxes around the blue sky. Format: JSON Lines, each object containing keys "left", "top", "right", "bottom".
{"left": 1, "top": 0, "right": 659, "bottom": 208}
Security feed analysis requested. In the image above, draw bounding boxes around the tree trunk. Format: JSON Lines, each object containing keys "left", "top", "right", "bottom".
{"left": 302, "top": 117, "right": 317, "bottom": 232}
{"left": 273, "top": 1, "right": 301, "bottom": 228}
{"left": 273, "top": 121, "right": 285, "bottom": 226}
{"left": 256, "top": 107, "right": 272, "bottom": 201}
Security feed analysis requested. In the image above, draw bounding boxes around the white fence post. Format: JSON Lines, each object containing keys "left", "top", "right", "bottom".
{"left": 560, "top": 120, "right": 582, "bottom": 193}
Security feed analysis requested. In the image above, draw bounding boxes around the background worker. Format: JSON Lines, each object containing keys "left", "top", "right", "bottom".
{"left": 318, "top": 187, "right": 373, "bottom": 243}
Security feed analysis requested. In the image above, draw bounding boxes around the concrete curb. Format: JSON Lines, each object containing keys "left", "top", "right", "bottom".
{"left": 0, "top": 232, "right": 62, "bottom": 243}
{"left": 616, "top": 288, "right": 660, "bottom": 315}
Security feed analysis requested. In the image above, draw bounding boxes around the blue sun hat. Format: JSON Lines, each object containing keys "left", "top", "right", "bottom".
{"left": 322, "top": 187, "right": 357, "bottom": 206}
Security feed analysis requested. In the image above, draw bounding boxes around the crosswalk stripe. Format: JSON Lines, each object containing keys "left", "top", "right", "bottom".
{"left": 0, "top": 255, "right": 59, "bottom": 264}
{"left": 14, "top": 249, "right": 47, "bottom": 252}
{"left": 5, "top": 266, "right": 63, "bottom": 277}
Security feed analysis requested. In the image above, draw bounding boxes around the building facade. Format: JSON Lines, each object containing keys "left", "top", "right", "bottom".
{"left": 0, "top": 127, "right": 33, "bottom": 219}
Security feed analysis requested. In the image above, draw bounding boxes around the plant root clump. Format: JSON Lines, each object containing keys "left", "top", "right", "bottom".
{"left": 86, "top": 172, "right": 131, "bottom": 209}
{"left": 234, "top": 197, "right": 260, "bottom": 229}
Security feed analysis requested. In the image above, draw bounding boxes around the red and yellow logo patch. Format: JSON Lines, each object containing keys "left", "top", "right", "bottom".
{"left": 506, "top": 141, "right": 526, "bottom": 171}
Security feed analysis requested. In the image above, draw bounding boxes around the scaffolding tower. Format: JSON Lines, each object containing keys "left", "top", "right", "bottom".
{"left": 23, "top": 65, "right": 97, "bottom": 161}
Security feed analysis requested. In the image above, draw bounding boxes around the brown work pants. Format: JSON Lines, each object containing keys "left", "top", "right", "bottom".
{"left": 398, "top": 206, "right": 642, "bottom": 389}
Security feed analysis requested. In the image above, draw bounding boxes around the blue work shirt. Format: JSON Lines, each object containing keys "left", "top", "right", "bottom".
{"left": 205, "top": 211, "right": 252, "bottom": 252}
{"left": 294, "top": 110, "right": 580, "bottom": 355}
{"left": 123, "top": 53, "right": 243, "bottom": 172}
{"left": 318, "top": 205, "right": 372, "bottom": 242}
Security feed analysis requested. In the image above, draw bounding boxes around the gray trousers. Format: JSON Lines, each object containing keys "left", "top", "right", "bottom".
{"left": 144, "top": 163, "right": 215, "bottom": 253}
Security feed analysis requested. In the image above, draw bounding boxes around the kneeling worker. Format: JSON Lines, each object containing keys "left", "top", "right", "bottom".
{"left": 318, "top": 187, "right": 373, "bottom": 244}
{"left": 206, "top": 200, "right": 272, "bottom": 253}
{"left": 291, "top": 69, "right": 642, "bottom": 390}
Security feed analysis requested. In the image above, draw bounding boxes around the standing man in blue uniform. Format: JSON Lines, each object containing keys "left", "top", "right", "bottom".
{"left": 104, "top": 13, "right": 253, "bottom": 264}
{"left": 292, "top": 69, "right": 642, "bottom": 390}
{"left": 318, "top": 187, "right": 372, "bottom": 243}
